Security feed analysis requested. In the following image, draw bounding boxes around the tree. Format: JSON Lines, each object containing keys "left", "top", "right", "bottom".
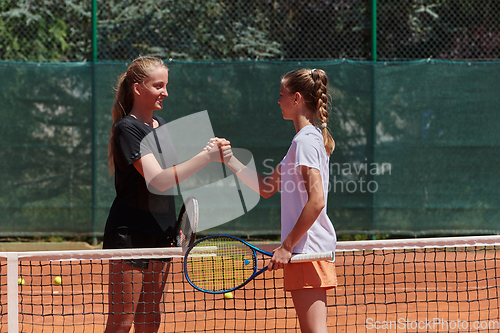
{"left": 0, "top": 0, "right": 91, "bottom": 62}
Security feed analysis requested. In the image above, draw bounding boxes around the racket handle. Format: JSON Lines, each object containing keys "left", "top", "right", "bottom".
{"left": 289, "top": 251, "right": 334, "bottom": 263}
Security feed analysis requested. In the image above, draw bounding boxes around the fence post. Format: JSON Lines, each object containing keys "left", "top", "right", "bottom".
{"left": 371, "top": 0, "right": 377, "bottom": 62}
{"left": 370, "top": 0, "right": 377, "bottom": 239}
{"left": 91, "top": 0, "right": 98, "bottom": 245}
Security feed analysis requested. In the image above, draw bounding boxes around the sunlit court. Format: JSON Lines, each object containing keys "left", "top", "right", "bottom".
{"left": 2, "top": 236, "right": 500, "bottom": 332}
{"left": 1, "top": 1, "right": 499, "bottom": 332}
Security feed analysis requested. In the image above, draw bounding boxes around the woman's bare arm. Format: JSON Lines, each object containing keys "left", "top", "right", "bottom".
{"left": 133, "top": 143, "right": 222, "bottom": 192}
{"left": 219, "top": 139, "right": 281, "bottom": 198}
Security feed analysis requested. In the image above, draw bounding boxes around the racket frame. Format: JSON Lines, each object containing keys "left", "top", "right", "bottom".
{"left": 175, "top": 196, "right": 199, "bottom": 247}
{"left": 183, "top": 235, "right": 335, "bottom": 294}
{"left": 184, "top": 235, "right": 272, "bottom": 294}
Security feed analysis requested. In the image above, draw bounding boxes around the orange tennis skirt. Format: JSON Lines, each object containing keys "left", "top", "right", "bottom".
{"left": 283, "top": 260, "right": 337, "bottom": 291}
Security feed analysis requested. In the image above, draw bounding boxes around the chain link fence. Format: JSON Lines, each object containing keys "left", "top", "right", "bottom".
{"left": 1, "top": 0, "right": 499, "bottom": 62}
{"left": 377, "top": 0, "right": 500, "bottom": 60}
{"left": 1, "top": 0, "right": 499, "bottom": 238}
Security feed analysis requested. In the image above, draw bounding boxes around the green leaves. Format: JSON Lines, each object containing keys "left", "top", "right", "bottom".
{"left": 1, "top": 1, "right": 497, "bottom": 62}
{"left": 0, "top": 0, "right": 90, "bottom": 62}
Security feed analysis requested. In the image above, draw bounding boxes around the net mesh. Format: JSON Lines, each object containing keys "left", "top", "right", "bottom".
{"left": 333, "top": 236, "right": 500, "bottom": 332}
{"left": 2, "top": 247, "right": 302, "bottom": 333}
{"left": 2, "top": 236, "right": 500, "bottom": 332}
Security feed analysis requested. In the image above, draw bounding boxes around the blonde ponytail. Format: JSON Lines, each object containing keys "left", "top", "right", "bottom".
{"left": 107, "top": 56, "right": 168, "bottom": 173}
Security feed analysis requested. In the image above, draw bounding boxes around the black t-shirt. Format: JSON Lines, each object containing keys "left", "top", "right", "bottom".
{"left": 105, "top": 115, "right": 178, "bottom": 237}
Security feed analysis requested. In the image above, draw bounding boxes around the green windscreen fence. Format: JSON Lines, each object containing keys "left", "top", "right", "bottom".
{"left": 0, "top": 60, "right": 499, "bottom": 238}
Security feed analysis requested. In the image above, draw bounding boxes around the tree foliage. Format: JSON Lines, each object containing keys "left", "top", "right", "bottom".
{"left": 0, "top": 0, "right": 91, "bottom": 62}
{"left": 0, "top": 0, "right": 498, "bottom": 62}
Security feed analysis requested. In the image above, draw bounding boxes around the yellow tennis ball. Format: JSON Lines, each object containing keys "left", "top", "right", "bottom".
{"left": 18, "top": 277, "right": 25, "bottom": 285}
{"left": 54, "top": 276, "right": 62, "bottom": 285}
{"left": 224, "top": 292, "right": 233, "bottom": 299}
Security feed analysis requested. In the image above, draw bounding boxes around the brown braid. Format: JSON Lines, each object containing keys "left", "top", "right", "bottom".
{"left": 283, "top": 68, "right": 335, "bottom": 155}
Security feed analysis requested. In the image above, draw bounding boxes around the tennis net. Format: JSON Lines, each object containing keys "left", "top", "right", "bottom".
{"left": 334, "top": 235, "right": 500, "bottom": 332}
{"left": 1, "top": 235, "right": 500, "bottom": 332}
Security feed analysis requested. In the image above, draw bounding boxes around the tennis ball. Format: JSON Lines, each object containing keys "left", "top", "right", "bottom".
{"left": 18, "top": 277, "right": 25, "bottom": 285}
{"left": 224, "top": 292, "right": 233, "bottom": 299}
{"left": 54, "top": 276, "right": 62, "bottom": 285}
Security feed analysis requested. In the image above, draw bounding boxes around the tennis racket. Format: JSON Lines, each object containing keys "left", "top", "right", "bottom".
{"left": 174, "top": 196, "right": 199, "bottom": 247}
{"left": 183, "top": 235, "right": 334, "bottom": 294}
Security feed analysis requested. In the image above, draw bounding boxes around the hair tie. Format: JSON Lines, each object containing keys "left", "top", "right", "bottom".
{"left": 321, "top": 122, "right": 327, "bottom": 129}
{"left": 311, "top": 68, "right": 316, "bottom": 77}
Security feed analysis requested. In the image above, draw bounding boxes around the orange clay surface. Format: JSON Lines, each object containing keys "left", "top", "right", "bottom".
{"left": 0, "top": 250, "right": 498, "bottom": 332}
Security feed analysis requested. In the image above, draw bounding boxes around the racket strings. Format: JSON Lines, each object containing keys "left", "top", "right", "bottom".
{"left": 185, "top": 237, "right": 256, "bottom": 292}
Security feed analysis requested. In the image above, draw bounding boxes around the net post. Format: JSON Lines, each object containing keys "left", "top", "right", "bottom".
{"left": 6, "top": 252, "right": 19, "bottom": 333}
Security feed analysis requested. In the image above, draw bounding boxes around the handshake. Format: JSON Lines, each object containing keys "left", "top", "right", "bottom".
{"left": 203, "top": 137, "right": 234, "bottom": 165}
{"left": 202, "top": 137, "right": 261, "bottom": 197}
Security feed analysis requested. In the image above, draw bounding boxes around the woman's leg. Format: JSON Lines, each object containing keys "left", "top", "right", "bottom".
{"left": 104, "top": 260, "right": 143, "bottom": 333}
{"left": 134, "top": 260, "right": 170, "bottom": 333}
{"left": 290, "top": 287, "right": 328, "bottom": 333}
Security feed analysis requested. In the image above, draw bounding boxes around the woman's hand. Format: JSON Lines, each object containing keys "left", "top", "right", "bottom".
{"left": 204, "top": 137, "right": 233, "bottom": 163}
{"left": 216, "top": 138, "right": 233, "bottom": 164}
{"left": 267, "top": 246, "right": 292, "bottom": 271}
{"left": 203, "top": 137, "right": 224, "bottom": 162}
{"left": 203, "top": 137, "right": 216, "bottom": 151}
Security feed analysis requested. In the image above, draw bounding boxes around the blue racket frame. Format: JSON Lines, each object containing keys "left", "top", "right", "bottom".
{"left": 183, "top": 235, "right": 274, "bottom": 294}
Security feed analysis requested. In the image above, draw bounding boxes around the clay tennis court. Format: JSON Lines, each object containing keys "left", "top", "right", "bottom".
{"left": 2, "top": 256, "right": 301, "bottom": 332}
{"left": 2, "top": 239, "right": 500, "bottom": 332}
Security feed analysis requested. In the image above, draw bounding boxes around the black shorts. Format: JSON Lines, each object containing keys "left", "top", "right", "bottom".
{"left": 103, "top": 227, "right": 174, "bottom": 269}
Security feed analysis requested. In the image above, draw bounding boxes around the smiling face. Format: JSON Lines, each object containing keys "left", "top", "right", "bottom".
{"left": 135, "top": 66, "right": 169, "bottom": 111}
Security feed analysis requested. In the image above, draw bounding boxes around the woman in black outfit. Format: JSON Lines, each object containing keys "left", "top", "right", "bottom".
{"left": 104, "top": 56, "right": 221, "bottom": 333}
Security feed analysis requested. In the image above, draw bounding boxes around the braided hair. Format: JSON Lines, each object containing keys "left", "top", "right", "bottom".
{"left": 282, "top": 68, "right": 335, "bottom": 155}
